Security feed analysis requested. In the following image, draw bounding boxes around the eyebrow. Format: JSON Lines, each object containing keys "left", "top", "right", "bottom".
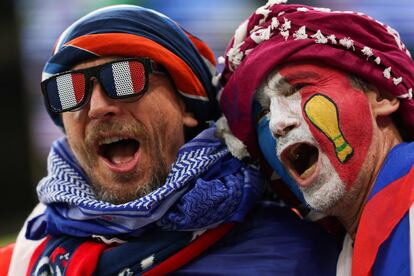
{"left": 268, "top": 70, "right": 321, "bottom": 95}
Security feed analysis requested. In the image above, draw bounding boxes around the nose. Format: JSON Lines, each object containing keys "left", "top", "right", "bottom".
{"left": 270, "top": 117, "right": 299, "bottom": 138}
{"left": 268, "top": 99, "right": 300, "bottom": 138}
{"left": 88, "top": 79, "right": 123, "bottom": 119}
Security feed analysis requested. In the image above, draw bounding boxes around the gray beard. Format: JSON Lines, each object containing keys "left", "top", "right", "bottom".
{"left": 78, "top": 119, "right": 171, "bottom": 205}
{"left": 91, "top": 158, "right": 169, "bottom": 204}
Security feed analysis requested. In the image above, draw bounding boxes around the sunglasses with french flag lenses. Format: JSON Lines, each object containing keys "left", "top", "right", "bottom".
{"left": 41, "top": 58, "right": 154, "bottom": 113}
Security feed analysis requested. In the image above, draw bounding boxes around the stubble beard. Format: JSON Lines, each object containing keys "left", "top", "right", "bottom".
{"left": 300, "top": 152, "right": 346, "bottom": 212}
{"left": 73, "top": 120, "right": 170, "bottom": 205}
{"left": 92, "top": 163, "right": 169, "bottom": 204}
{"left": 302, "top": 132, "right": 377, "bottom": 216}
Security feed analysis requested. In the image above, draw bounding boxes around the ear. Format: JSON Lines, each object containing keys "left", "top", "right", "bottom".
{"left": 366, "top": 87, "right": 400, "bottom": 118}
{"left": 175, "top": 93, "right": 199, "bottom": 127}
{"left": 183, "top": 112, "right": 199, "bottom": 127}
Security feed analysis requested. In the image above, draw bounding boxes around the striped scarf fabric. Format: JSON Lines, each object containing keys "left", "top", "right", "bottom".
{"left": 26, "top": 125, "right": 264, "bottom": 239}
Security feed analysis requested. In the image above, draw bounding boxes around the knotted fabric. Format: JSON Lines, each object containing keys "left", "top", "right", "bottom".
{"left": 42, "top": 5, "right": 220, "bottom": 128}
{"left": 25, "top": 125, "right": 264, "bottom": 239}
{"left": 220, "top": 0, "right": 414, "bottom": 155}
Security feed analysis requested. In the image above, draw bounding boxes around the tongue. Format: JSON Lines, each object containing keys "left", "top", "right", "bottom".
{"left": 106, "top": 142, "right": 136, "bottom": 165}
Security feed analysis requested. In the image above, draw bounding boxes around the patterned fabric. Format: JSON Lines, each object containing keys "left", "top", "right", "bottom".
{"left": 27, "top": 223, "right": 235, "bottom": 276}
{"left": 352, "top": 142, "right": 414, "bottom": 275}
{"left": 42, "top": 5, "right": 220, "bottom": 128}
{"left": 26, "top": 125, "right": 264, "bottom": 239}
{"left": 219, "top": 0, "right": 414, "bottom": 155}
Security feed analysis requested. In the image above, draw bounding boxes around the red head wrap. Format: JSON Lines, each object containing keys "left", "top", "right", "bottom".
{"left": 220, "top": 1, "right": 414, "bottom": 154}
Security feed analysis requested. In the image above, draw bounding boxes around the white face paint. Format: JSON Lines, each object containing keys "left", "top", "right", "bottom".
{"left": 256, "top": 71, "right": 345, "bottom": 211}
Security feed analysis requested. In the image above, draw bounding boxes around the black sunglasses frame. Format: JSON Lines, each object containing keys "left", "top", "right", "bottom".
{"left": 41, "top": 57, "right": 156, "bottom": 113}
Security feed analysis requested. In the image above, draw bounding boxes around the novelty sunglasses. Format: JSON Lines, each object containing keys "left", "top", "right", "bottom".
{"left": 41, "top": 57, "right": 163, "bottom": 113}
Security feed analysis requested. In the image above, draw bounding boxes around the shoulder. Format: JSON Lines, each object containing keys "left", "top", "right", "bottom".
{"left": 8, "top": 203, "right": 47, "bottom": 276}
{"left": 175, "top": 202, "right": 341, "bottom": 275}
{"left": 0, "top": 243, "right": 15, "bottom": 276}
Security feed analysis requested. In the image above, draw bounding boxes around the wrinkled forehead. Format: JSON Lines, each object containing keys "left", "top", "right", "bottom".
{"left": 255, "top": 61, "right": 355, "bottom": 109}
{"left": 277, "top": 62, "right": 335, "bottom": 78}
{"left": 71, "top": 56, "right": 119, "bottom": 71}
{"left": 264, "top": 62, "right": 350, "bottom": 90}
{"left": 277, "top": 61, "right": 347, "bottom": 80}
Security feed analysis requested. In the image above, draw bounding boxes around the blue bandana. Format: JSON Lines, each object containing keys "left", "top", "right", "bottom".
{"left": 26, "top": 125, "right": 264, "bottom": 239}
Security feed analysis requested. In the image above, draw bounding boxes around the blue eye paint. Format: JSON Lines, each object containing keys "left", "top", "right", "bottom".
{"left": 253, "top": 101, "right": 306, "bottom": 203}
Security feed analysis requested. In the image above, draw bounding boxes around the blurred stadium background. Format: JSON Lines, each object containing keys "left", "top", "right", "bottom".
{"left": 1, "top": 0, "right": 413, "bottom": 243}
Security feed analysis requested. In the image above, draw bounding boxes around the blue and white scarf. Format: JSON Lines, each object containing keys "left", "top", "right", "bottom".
{"left": 26, "top": 126, "right": 264, "bottom": 239}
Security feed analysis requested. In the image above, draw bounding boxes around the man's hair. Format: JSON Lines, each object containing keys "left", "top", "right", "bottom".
{"left": 349, "top": 74, "right": 407, "bottom": 140}
{"left": 349, "top": 75, "right": 371, "bottom": 94}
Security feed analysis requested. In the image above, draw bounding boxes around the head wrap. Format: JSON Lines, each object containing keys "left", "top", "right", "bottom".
{"left": 42, "top": 5, "right": 220, "bottom": 128}
{"left": 220, "top": 0, "right": 414, "bottom": 155}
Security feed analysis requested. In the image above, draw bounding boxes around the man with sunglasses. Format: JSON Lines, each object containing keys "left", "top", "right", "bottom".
{"left": 1, "top": 5, "right": 340, "bottom": 275}
{"left": 41, "top": 56, "right": 197, "bottom": 205}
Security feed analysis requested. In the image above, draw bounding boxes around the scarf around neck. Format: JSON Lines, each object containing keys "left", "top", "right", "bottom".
{"left": 26, "top": 125, "right": 264, "bottom": 240}
{"left": 353, "top": 142, "right": 414, "bottom": 275}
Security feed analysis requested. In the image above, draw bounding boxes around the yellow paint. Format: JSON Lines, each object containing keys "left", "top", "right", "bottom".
{"left": 304, "top": 94, "right": 353, "bottom": 163}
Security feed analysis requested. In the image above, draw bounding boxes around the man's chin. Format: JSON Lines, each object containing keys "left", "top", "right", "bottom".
{"left": 94, "top": 187, "right": 141, "bottom": 204}
{"left": 303, "top": 191, "right": 344, "bottom": 213}
{"left": 89, "top": 170, "right": 169, "bottom": 204}
{"left": 90, "top": 181, "right": 149, "bottom": 204}
{"left": 301, "top": 176, "right": 346, "bottom": 213}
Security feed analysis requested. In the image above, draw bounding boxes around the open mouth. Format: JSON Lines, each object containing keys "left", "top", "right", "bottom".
{"left": 97, "top": 137, "right": 140, "bottom": 171}
{"left": 282, "top": 143, "right": 319, "bottom": 180}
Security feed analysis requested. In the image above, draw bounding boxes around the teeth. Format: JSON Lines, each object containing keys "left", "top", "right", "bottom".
{"left": 99, "top": 137, "right": 129, "bottom": 146}
{"left": 285, "top": 143, "right": 319, "bottom": 180}
{"left": 300, "top": 163, "right": 316, "bottom": 179}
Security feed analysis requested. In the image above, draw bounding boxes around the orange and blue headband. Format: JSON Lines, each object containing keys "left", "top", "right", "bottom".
{"left": 42, "top": 5, "right": 220, "bottom": 127}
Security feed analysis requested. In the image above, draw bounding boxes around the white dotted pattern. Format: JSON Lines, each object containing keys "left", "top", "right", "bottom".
{"left": 56, "top": 74, "right": 77, "bottom": 109}
{"left": 225, "top": 3, "right": 413, "bottom": 100}
{"left": 112, "top": 61, "right": 134, "bottom": 96}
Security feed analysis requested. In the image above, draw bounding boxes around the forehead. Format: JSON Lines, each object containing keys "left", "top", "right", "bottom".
{"left": 276, "top": 62, "right": 346, "bottom": 81}
{"left": 258, "top": 62, "right": 353, "bottom": 105}
{"left": 261, "top": 61, "right": 351, "bottom": 98}
{"left": 72, "top": 56, "right": 120, "bottom": 70}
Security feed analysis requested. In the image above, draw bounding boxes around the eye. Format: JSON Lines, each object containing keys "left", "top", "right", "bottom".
{"left": 294, "top": 83, "right": 308, "bottom": 90}
{"left": 256, "top": 108, "right": 270, "bottom": 123}
{"left": 286, "top": 83, "right": 308, "bottom": 96}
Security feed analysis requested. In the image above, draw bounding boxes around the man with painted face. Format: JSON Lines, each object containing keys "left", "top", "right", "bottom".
{"left": 0, "top": 4, "right": 340, "bottom": 276}
{"left": 220, "top": 1, "right": 414, "bottom": 275}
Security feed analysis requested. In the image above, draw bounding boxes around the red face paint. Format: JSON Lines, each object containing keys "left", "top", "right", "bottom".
{"left": 278, "top": 63, "right": 373, "bottom": 190}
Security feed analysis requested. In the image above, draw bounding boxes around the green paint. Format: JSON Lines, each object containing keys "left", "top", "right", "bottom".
{"left": 336, "top": 141, "right": 349, "bottom": 152}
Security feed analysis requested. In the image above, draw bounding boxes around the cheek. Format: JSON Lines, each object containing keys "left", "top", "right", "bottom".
{"left": 144, "top": 101, "right": 185, "bottom": 156}
{"left": 62, "top": 114, "right": 88, "bottom": 154}
{"left": 301, "top": 88, "right": 372, "bottom": 189}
